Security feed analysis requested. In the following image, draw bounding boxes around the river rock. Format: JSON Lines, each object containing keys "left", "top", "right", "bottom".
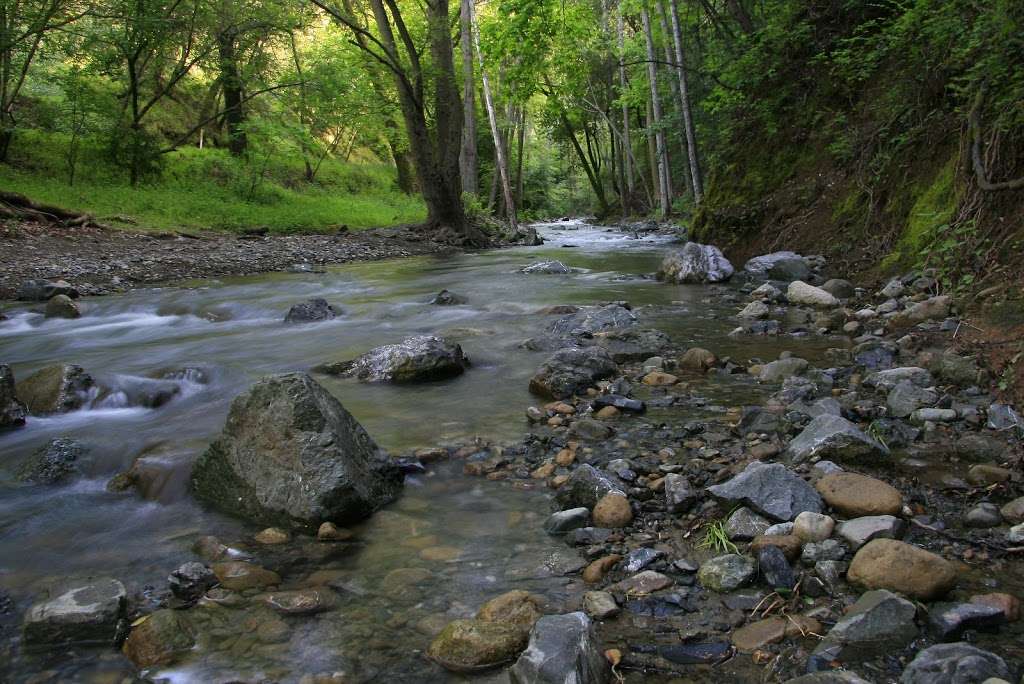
{"left": 262, "top": 588, "right": 336, "bottom": 615}
{"left": 0, "top": 364, "right": 27, "bottom": 429}
{"left": 545, "top": 508, "right": 591, "bottom": 535}
{"left": 793, "top": 512, "right": 835, "bottom": 543}
{"left": 122, "top": 609, "right": 194, "bottom": 667}
{"left": 847, "top": 539, "right": 956, "bottom": 600}
{"left": 588, "top": 328, "right": 671, "bottom": 362}
{"left": 23, "top": 578, "right": 127, "bottom": 645}
{"left": 769, "top": 258, "right": 812, "bottom": 282}
{"left": 583, "top": 591, "right": 619, "bottom": 619}
{"left": 212, "top": 561, "right": 280, "bottom": 591}
{"left": 592, "top": 493, "right": 633, "bottom": 527}
{"left": 822, "top": 279, "right": 856, "bottom": 299}
{"left": 758, "top": 545, "right": 796, "bottom": 590}
{"left": 738, "top": 301, "right": 770, "bottom": 319}
{"left": 759, "top": 357, "right": 808, "bottom": 382}
{"left": 529, "top": 347, "right": 617, "bottom": 400}
{"left": 886, "top": 381, "right": 939, "bottom": 418}
{"left": 706, "top": 461, "right": 823, "bottom": 522}
{"left": 743, "top": 251, "right": 801, "bottom": 276}
{"left": 1001, "top": 496, "right": 1024, "bottom": 524}
{"left": 658, "top": 242, "right": 734, "bottom": 284}
{"left": 811, "top": 590, "right": 917, "bottom": 664}
{"left": 509, "top": 612, "right": 609, "bottom": 684}
{"left": 815, "top": 472, "right": 902, "bottom": 516}
{"left": 726, "top": 507, "right": 772, "bottom": 541}
{"left": 788, "top": 415, "right": 889, "bottom": 465}
{"left": 864, "top": 366, "right": 933, "bottom": 391}
{"left": 927, "top": 602, "right": 1005, "bottom": 641}
{"left": 607, "top": 571, "right": 672, "bottom": 595}
{"left": 787, "top": 281, "right": 839, "bottom": 308}
{"left": 16, "top": 364, "right": 94, "bottom": 414}
{"left": 550, "top": 304, "right": 636, "bottom": 336}
{"left": 16, "top": 437, "right": 87, "bottom": 484}
{"left": 45, "top": 294, "right": 82, "bottom": 319}
{"left": 284, "top": 297, "right": 338, "bottom": 323}
{"left": 477, "top": 590, "right": 543, "bottom": 632}
{"left": 168, "top": 562, "right": 216, "bottom": 602}
{"left": 555, "top": 464, "right": 624, "bottom": 510}
{"left": 522, "top": 260, "right": 572, "bottom": 274}
{"left": 785, "top": 674, "right": 871, "bottom": 684}
{"left": 732, "top": 617, "right": 786, "bottom": 652}
{"left": 664, "top": 473, "right": 697, "bottom": 513}
{"left": 17, "top": 278, "right": 78, "bottom": 301}
{"left": 698, "top": 554, "right": 756, "bottom": 591}
{"left": 899, "top": 642, "right": 1010, "bottom": 683}
{"left": 964, "top": 503, "right": 1003, "bottom": 528}
{"left": 835, "top": 515, "right": 906, "bottom": 549}
{"left": 191, "top": 373, "right": 403, "bottom": 528}
{"left": 430, "top": 289, "right": 468, "bottom": 305}
{"left": 317, "top": 336, "right": 468, "bottom": 383}
{"left": 679, "top": 347, "right": 717, "bottom": 371}
{"left": 428, "top": 618, "right": 529, "bottom": 672}
{"left": 890, "top": 295, "right": 952, "bottom": 327}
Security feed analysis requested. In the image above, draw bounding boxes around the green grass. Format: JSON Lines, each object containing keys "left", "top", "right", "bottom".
{"left": 1, "top": 130, "right": 426, "bottom": 234}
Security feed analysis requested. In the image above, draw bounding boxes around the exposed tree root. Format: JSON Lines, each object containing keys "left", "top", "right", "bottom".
{"left": 0, "top": 191, "right": 110, "bottom": 230}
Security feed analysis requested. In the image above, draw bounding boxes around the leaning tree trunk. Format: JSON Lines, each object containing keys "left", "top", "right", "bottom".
{"left": 641, "top": 4, "right": 671, "bottom": 218}
{"left": 668, "top": 0, "right": 703, "bottom": 203}
{"left": 459, "top": 0, "right": 478, "bottom": 196}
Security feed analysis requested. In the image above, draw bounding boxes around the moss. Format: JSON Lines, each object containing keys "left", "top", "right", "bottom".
{"left": 881, "top": 152, "right": 960, "bottom": 270}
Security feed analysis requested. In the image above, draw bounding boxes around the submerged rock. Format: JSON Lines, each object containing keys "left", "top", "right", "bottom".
{"left": 316, "top": 336, "right": 468, "bottom": 383}
{"left": 658, "top": 242, "right": 734, "bottom": 284}
{"left": 284, "top": 297, "right": 338, "bottom": 324}
{"left": 191, "top": 372, "right": 403, "bottom": 529}
{"left": 556, "top": 464, "right": 625, "bottom": 510}
{"left": 15, "top": 364, "right": 94, "bottom": 414}
{"left": 16, "top": 437, "right": 87, "bottom": 484}
{"left": 430, "top": 289, "right": 468, "bottom": 305}
{"left": 122, "top": 609, "right": 194, "bottom": 667}
{"left": 23, "top": 578, "right": 127, "bottom": 645}
{"left": 529, "top": 347, "right": 617, "bottom": 400}
{"left": 0, "top": 364, "right": 28, "bottom": 430}
{"left": 509, "top": 612, "right": 609, "bottom": 684}
{"left": 588, "top": 328, "right": 671, "bottom": 362}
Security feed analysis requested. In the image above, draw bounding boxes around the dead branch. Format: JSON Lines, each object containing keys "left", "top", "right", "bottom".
{"left": 969, "top": 90, "right": 1024, "bottom": 192}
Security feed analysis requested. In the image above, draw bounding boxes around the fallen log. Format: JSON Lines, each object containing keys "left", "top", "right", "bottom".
{"left": 0, "top": 190, "right": 110, "bottom": 229}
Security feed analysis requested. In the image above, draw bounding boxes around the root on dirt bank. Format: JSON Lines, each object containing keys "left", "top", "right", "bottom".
{"left": 0, "top": 191, "right": 110, "bottom": 230}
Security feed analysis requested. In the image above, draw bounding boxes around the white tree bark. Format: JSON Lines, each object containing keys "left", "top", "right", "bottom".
{"left": 668, "top": 0, "right": 703, "bottom": 203}
{"left": 459, "top": 0, "right": 478, "bottom": 196}
{"left": 641, "top": 4, "right": 671, "bottom": 217}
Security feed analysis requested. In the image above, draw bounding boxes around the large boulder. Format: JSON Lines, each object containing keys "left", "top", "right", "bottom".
{"left": 17, "top": 437, "right": 87, "bottom": 484}
{"left": 529, "top": 347, "right": 617, "bottom": 400}
{"left": 23, "top": 578, "right": 127, "bottom": 645}
{"left": 315, "top": 336, "right": 468, "bottom": 383}
{"left": 847, "top": 539, "right": 956, "bottom": 600}
{"left": 16, "top": 278, "right": 78, "bottom": 301}
{"left": 428, "top": 618, "right": 528, "bottom": 672}
{"left": 706, "top": 462, "right": 823, "bottom": 522}
{"left": 0, "top": 364, "right": 27, "bottom": 430}
{"left": 787, "top": 281, "right": 839, "bottom": 308}
{"left": 190, "top": 373, "right": 403, "bottom": 529}
{"left": 509, "top": 612, "right": 609, "bottom": 684}
{"left": 743, "top": 251, "right": 802, "bottom": 276}
{"left": 787, "top": 415, "right": 889, "bottom": 465}
{"left": 587, "top": 328, "right": 672, "bottom": 363}
{"left": 15, "top": 364, "right": 94, "bottom": 414}
{"left": 899, "top": 643, "right": 1010, "bottom": 684}
{"left": 284, "top": 298, "right": 338, "bottom": 324}
{"left": 550, "top": 304, "right": 636, "bottom": 336}
{"left": 658, "top": 242, "right": 734, "bottom": 284}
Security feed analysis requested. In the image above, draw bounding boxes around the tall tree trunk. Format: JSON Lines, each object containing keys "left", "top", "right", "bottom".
{"left": 645, "top": 101, "right": 657, "bottom": 209}
{"left": 656, "top": 0, "right": 688, "bottom": 195}
{"left": 616, "top": 8, "right": 634, "bottom": 216}
{"left": 641, "top": 5, "right": 671, "bottom": 217}
{"left": 515, "top": 108, "right": 526, "bottom": 206}
{"left": 459, "top": 0, "right": 478, "bottom": 196}
{"left": 725, "top": 0, "right": 754, "bottom": 33}
{"left": 668, "top": 0, "right": 703, "bottom": 203}
{"left": 471, "top": 1, "right": 517, "bottom": 232}
{"left": 217, "top": 31, "right": 247, "bottom": 157}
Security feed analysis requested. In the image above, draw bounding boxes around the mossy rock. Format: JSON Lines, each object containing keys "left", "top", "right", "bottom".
{"left": 426, "top": 619, "right": 528, "bottom": 672}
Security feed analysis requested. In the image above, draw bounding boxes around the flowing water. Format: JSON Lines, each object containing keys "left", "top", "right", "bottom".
{"left": 0, "top": 220, "right": 846, "bottom": 682}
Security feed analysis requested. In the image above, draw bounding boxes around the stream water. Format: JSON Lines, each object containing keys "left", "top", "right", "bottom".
{"left": 0, "top": 220, "right": 847, "bottom": 682}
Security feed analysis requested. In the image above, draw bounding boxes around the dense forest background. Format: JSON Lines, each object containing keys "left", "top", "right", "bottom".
{"left": 1, "top": 0, "right": 1022, "bottom": 286}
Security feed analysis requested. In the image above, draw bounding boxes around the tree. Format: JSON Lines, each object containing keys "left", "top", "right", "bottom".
{"left": 458, "top": 0, "right": 477, "bottom": 195}
{"left": 640, "top": 2, "right": 670, "bottom": 217}
{"left": 666, "top": 0, "right": 702, "bottom": 203}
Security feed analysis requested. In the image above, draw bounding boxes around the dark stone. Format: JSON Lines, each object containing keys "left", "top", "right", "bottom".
{"left": 315, "top": 336, "right": 468, "bottom": 383}
{"left": 658, "top": 642, "right": 731, "bottom": 665}
{"left": 23, "top": 578, "right": 127, "bottom": 645}
{"left": 168, "top": 562, "right": 217, "bottom": 602}
{"left": 899, "top": 642, "right": 1010, "bottom": 684}
{"left": 592, "top": 394, "right": 645, "bottom": 413}
{"left": 16, "top": 279, "right": 78, "bottom": 301}
{"left": 0, "top": 364, "right": 27, "bottom": 430}
{"left": 284, "top": 298, "right": 338, "bottom": 323}
{"left": 927, "top": 602, "right": 1005, "bottom": 641}
{"left": 15, "top": 364, "right": 94, "bottom": 414}
{"left": 430, "top": 289, "right": 468, "bottom": 305}
{"left": 529, "top": 347, "right": 617, "bottom": 400}
{"left": 758, "top": 545, "right": 796, "bottom": 590}
{"left": 768, "top": 258, "right": 811, "bottom": 282}
{"left": 510, "top": 612, "right": 609, "bottom": 683}
{"left": 16, "top": 437, "right": 86, "bottom": 484}
{"left": 852, "top": 340, "right": 896, "bottom": 371}
{"left": 706, "top": 462, "right": 823, "bottom": 522}
{"left": 565, "top": 527, "right": 613, "bottom": 546}
{"left": 555, "top": 464, "right": 625, "bottom": 510}
{"left": 586, "top": 328, "right": 671, "bottom": 363}
{"left": 550, "top": 305, "right": 636, "bottom": 336}
{"left": 544, "top": 508, "right": 591, "bottom": 535}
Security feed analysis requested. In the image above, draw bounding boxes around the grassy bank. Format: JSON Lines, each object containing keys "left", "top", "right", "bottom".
{"left": 1, "top": 131, "right": 426, "bottom": 233}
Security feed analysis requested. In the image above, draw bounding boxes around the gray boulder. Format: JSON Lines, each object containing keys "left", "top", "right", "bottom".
{"left": 191, "top": 373, "right": 403, "bottom": 529}
{"left": 23, "top": 578, "right": 127, "bottom": 645}
{"left": 768, "top": 258, "right": 811, "bottom": 282}
{"left": 284, "top": 298, "right": 338, "bottom": 324}
{"left": 822, "top": 279, "right": 856, "bottom": 299}
{"left": 529, "top": 347, "right": 617, "bottom": 400}
{"left": 555, "top": 464, "right": 624, "bottom": 510}
{"left": 658, "top": 242, "right": 734, "bottom": 284}
{"left": 787, "top": 281, "right": 839, "bottom": 308}
{"left": 15, "top": 364, "right": 94, "bottom": 414}
{"left": 811, "top": 589, "right": 917, "bottom": 665}
{"left": 550, "top": 305, "right": 636, "bottom": 336}
{"left": 17, "top": 437, "right": 87, "bottom": 484}
{"left": 587, "top": 328, "right": 672, "bottom": 363}
{"left": 664, "top": 473, "right": 697, "bottom": 513}
{"left": 1, "top": 364, "right": 27, "bottom": 429}
{"left": 886, "top": 381, "right": 938, "bottom": 418}
{"left": 706, "top": 462, "right": 823, "bottom": 522}
{"left": 787, "top": 415, "right": 890, "bottom": 465}
{"left": 315, "top": 336, "right": 468, "bottom": 383}
{"left": 864, "top": 366, "right": 933, "bottom": 391}
{"left": 17, "top": 278, "right": 78, "bottom": 301}
{"left": 759, "top": 357, "right": 808, "bottom": 383}
{"left": 899, "top": 642, "right": 1010, "bottom": 684}
{"left": 743, "top": 251, "right": 802, "bottom": 276}
{"left": 509, "top": 612, "right": 609, "bottom": 684}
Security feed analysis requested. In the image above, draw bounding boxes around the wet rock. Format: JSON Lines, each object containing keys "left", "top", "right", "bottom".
{"left": 44, "top": 294, "right": 81, "bottom": 319}
{"left": 987, "top": 403, "right": 1023, "bottom": 433}
{"left": 732, "top": 617, "right": 786, "bottom": 652}
{"left": 99, "top": 375, "right": 182, "bottom": 409}
{"left": 793, "top": 512, "right": 835, "bottom": 543}
{"left": 592, "top": 394, "right": 645, "bottom": 413}
{"left": 263, "top": 588, "right": 336, "bottom": 615}
{"left": 769, "top": 258, "right": 812, "bottom": 282}
{"left": 1001, "top": 496, "right": 1024, "bottom": 524}
{"left": 16, "top": 364, "right": 94, "bottom": 414}
{"left": 864, "top": 366, "right": 934, "bottom": 391}
{"left": 759, "top": 357, "right": 808, "bottom": 383}
{"left": 191, "top": 373, "right": 402, "bottom": 529}
{"left": 428, "top": 619, "right": 529, "bottom": 672}
{"left": 928, "top": 602, "right": 1005, "bottom": 641}
{"left": 658, "top": 642, "right": 731, "bottom": 665}
{"left": 899, "top": 642, "right": 1009, "bottom": 684}
{"left": 607, "top": 571, "right": 673, "bottom": 595}
{"left": 592, "top": 493, "right": 633, "bottom": 528}
{"left": 16, "top": 437, "right": 86, "bottom": 484}
{"left": 122, "top": 609, "right": 194, "bottom": 667}
{"left": 555, "top": 464, "right": 625, "bottom": 510}
{"left": 566, "top": 527, "right": 612, "bottom": 546}
{"left": 572, "top": 418, "right": 613, "bottom": 440}
{"left": 679, "top": 347, "right": 717, "bottom": 371}
{"left": 698, "top": 554, "right": 755, "bottom": 591}
{"left": 886, "top": 381, "right": 939, "bottom": 418}
{"left": 758, "top": 545, "right": 796, "bottom": 590}
{"left": 509, "top": 612, "right": 609, "bottom": 684}
{"left": 810, "top": 590, "right": 917, "bottom": 665}
{"left": 168, "top": 562, "right": 216, "bottom": 602}
{"left": 788, "top": 415, "right": 890, "bottom": 465}
{"left": 522, "top": 260, "right": 572, "bottom": 274}
{"left": 822, "top": 279, "right": 856, "bottom": 299}
{"left": 545, "top": 508, "right": 591, "bottom": 535}
{"left": 853, "top": 340, "right": 896, "bottom": 370}
{"left": 815, "top": 473, "right": 902, "bottom": 516}
{"left": 658, "top": 242, "right": 734, "bottom": 284}
{"left": 430, "top": 289, "right": 468, "bottom": 305}
{"left": 847, "top": 539, "right": 956, "bottom": 600}
{"left": 317, "top": 335, "right": 468, "bottom": 383}
{"left": 664, "top": 473, "right": 697, "bottom": 513}
{"left": 787, "top": 281, "right": 839, "bottom": 308}
{"left": 726, "top": 507, "right": 772, "bottom": 541}
{"left": 588, "top": 328, "right": 670, "bottom": 363}
{"left": 964, "top": 503, "right": 1003, "bottom": 528}
{"left": 890, "top": 295, "right": 952, "bottom": 327}
{"left": 212, "top": 562, "right": 280, "bottom": 591}
{"left": 583, "top": 591, "right": 619, "bottom": 619}
{"left": 835, "top": 515, "right": 906, "bottom": 550}
{"left": 0, "top": 364, "right": 27, "bottom": 430}
{"left": 583, "top": 555, "right": 623, "bottom": 583}
{"left": 284, "top": 297, "right": 338, "bottom": 323}
{"left": 624, "top": 548, "right": 664, "bottom": 573}
{"left": 477, "top": 590, "right": 543, "bottom": 632}
{"left": 529, "top": 347, "right": 617, "bottom": 400}
{"left": 23, "top": 578, "right": 127, "bottom": 645}
{"left": 744, "top": 251, "right": 802, "bottom": 276}
{"left": 751, "top": 534, "right": 804, "bottom": 562}
{"left": 801, "top": 539, "right": 848, "bottom": 565}
{"left": 550, "top": 304, "right": 636, "bottom": 336}
{"left": 17, "top": 278, "right": 78, "bottom": 301}
{"left": 738, "top": 301, "right": 770, "bottom": 319}
{"left": 706, "top": 461, "right": 823, "bottom": 522}
{"left": 255, "top": 527, "right": 290, "bottom": 544}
